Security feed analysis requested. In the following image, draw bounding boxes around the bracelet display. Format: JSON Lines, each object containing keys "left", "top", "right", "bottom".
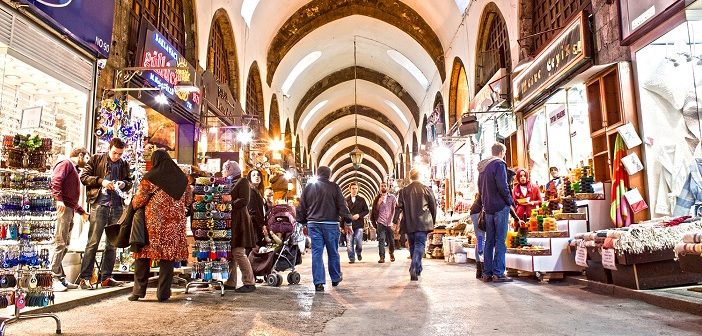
{"left": 193, "top": 229, "right": 231, "bottom": 240}
{"left": 191, "top": 219, "right": 231, "bottom": 230}
{"left": 192, "top": 212, "right": 213, "bottom": 220}
{"left": 193, "top": 194, "right": 214, "bottom": 203}
{"left": 195, "top": 177, "right": 216, "bottom": 185}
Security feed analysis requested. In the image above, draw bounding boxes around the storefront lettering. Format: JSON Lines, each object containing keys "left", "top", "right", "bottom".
{"left": 550, "top": 110, "right": 566, "bottom": 124}
{"left": 512, "top": 12, "right": 590, "bottom": 111}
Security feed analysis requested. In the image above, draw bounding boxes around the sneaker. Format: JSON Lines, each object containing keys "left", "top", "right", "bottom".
{"left": 390, "top": 254, "right": 395, "bottom": 262}
{"left": 358, "top": 255, "right": 362, "bottom": 261}
{"left": 492, "top": 275, "right": 514, "bottom": 283}
{"left": 61, "top": 279, "right": 79, "bottom": 290}
{"left": 52, "top": 279, "right": 67, "bottom": 292}
{"left": 315, "top": 284, "right": 324, "bottom": 292}
{"left": 101, "top": 278, "right": 124, "bottom": 288}
{"left": 235, "top": 285, "right": 256, "bottom": 293}
{"left": 378, "top": 258, "right": 385, "bottom": 263}
{"left": 78, "top": 278, "right": 93, "bottom": 290}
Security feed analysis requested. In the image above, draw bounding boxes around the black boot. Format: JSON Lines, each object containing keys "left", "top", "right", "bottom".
{"left": 476, "top": 262, "right": 483, "bottom": 279}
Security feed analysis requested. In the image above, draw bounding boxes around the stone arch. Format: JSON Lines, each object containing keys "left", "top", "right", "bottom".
{"left": 475, "top": 2, "right": 511, "bottom": 93}
{"left": 293, "top": 67, "right": 420, "bottom": 130}
{"left": 269, "top": 94, "right": 281, "bottom": 139}
{"left": 334, "top": 166, "right": 381, "bottom": 187}
{"left": 412, "top": 132, "right": 419, "bottom": 154}
{"left": 326, "top": 145, "right": 391, "bottom": 173}
{"left": 266, "top": 0, "right": 445, "bottom": 85}
{"left": 207, "top": 8, "right": 240, "bottom": 101}
{"left": 306, "top": 106, "right": 404, "bottom": 149}
{"left": 284, "top": 120, "right": 292, "bottom": 152}
{"left": 421, "top": 115, "right": 428, "bottom": 147}
{"left": 246, "top": 62, "right": 265, "bottom": 136}
{"left": 330, "top": 157, "right": 386, "bottom": 181}
{"left": 317, "top": 129, "right": 395, "bottom": 166}
{"left": 433, "top": 91, "right": 446, "bottom": 135}
{"left": 448, "top": 57, "right": 468, "bottom": 130}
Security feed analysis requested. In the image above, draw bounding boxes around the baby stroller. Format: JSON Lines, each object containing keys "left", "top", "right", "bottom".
{"left": 267, "top": 204, "right": 296, "bottom": 234}
{"left": 248, "top": 223, "right": 304, "bottom": 287}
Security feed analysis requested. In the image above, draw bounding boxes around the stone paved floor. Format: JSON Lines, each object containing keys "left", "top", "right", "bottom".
{"left": 6, "top": 242, "right": 702, "bottom": 335}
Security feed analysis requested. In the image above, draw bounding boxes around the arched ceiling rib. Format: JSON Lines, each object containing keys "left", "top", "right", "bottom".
{"left": 329, "top": 154, "right": 388, "bottom": 180}
{"left": 330, "top": 158, "right": 385, "bottom": 184}
{"left": 332, "top": 164, "right": 382, "bottom": 185}
{"left": 338, "top": 175, "right": 379, "bottom": 194}
{"left": 318, "top": 137, "right": 394, "bottom": 171}
{"left": 341, "top": 182, "right": 377, "bottom": 199}
{"left": 325, "top": 145, "right": 392, "bottom": 174}
{"left": 293, "top": 67, "right": 419, "bottom": 130}
{"left": 336, "top": 171, "right": 381, "bottom": 191}
{"left": 265, "top": 0, "right": 446, "bottom": 86}
{"left": 306, "top": 107, "right": 404, "bottom": 150}
{"left": 317, "top": 130, "right": 395, "bottom": 166}
{"left": 309, "top": 117, "right": 402, "bottom": 157}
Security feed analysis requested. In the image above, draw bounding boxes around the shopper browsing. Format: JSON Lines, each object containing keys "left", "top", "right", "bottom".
{"left": 78, "top": 138, "right": 133, "bottom": 289}
{"left": 247, "top": 169, "right": 267, "bottom": 247}
{"left": 370, "top": 182, "right": 397, "bottom": 263}
{"left": 50, "top": 147, "right": 90, "bottom": 291}
{"left": 345, "top": 183, "right": 369, "bottom": 263}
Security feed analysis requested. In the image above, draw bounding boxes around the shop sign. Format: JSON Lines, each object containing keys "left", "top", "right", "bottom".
{"left": 548, "top": 106, "right": 567, "bottom": 126}
{"left": 139, "top": 21, "right": 201, "bottom": 115}
{"left": 601, "top": 248, "right": 618, "bottom": 270}
{"left": 470, "top": 68, "right": 507, "bottom": 113}
{"left": 575, "top": 246, "right": 588, "bottom": 267}
{"left": 512, "top": 12, "right": 590, "bottom": 112}
{"left": 201, "top": 71, "right": 243, "bottom": 123}
{"left": 19, "top": 0, "right": 115, "bottom": 57}
{"left": 619, "top": 0, "right": 684, "bottom": 44}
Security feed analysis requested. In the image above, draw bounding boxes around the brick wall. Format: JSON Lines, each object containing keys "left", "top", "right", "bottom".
{"left": 591, "top": 0, "right": 630, "bottom": 64}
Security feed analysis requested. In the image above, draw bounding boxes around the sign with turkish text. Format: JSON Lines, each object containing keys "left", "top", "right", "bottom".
{"left": 19, "top": 0, "right": 115, "bottom": 57}
{"left": 575, "top": 246, "right": 588, "bottom": 267}
{"left": 139, "top": 21, "right": 201, "bottom": 115}
{"left": 601, "top": 248, "right": 618, "bottom": 270}
{"left": 202, "top": 71, "right": 243, "bottom": 123}
{"left": 512, "top": 12, "right": 591, "bottom": 112}
{"left": 619, "top": 0, "right": 683, "bottom": 44}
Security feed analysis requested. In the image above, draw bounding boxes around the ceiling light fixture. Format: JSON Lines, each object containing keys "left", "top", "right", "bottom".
{"left": 349, "top": 37, "right": 365, "bottom": 170}
{"left": 155, "top": 92, "right": 169, "bottom": 105}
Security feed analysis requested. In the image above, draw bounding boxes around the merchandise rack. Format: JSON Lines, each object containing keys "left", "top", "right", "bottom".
{"left": 0, "top": 168, "right": 61, "bottom": 334}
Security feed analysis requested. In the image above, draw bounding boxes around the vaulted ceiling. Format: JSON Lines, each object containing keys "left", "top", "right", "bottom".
{"left": 233, "top": 0, "right": 468, "bottom": 188}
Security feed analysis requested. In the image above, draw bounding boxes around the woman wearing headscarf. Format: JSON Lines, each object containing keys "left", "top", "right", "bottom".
{"left": 512, "top": 168, "right": 542, "bottom": 220}
{"left": 129, "top": 150, "right": 192, "bottom": 302}
{"left": 222, "top": 161, "right": 256, "bottom": 293}
{"left": 247, "top": 169, "right": 267, "bottom": 247}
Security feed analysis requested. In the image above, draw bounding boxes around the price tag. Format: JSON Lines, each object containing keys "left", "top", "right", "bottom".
{"left": 575, "top": 246, "right": 588, "bottom": 267}
{"left": 602, "top": 248, "right": 618, "bottom": 270}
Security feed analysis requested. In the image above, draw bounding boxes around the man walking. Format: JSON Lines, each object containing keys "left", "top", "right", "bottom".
{"left": 370, "top": 182, "right": 396, "bottom": 263}
{"left": 50, "top": 147, "right": 90, "bottom": 291}
{"left": 345, "top": 183, "right": 369, "bottom": 263}
{"left": 78, "top": 138, "right": 133, "bottom": 289}
{"left": 393, "top": 169, "right": 436, "bottom": 281}
{"left": 477, "top": 143, "right": 514, "bottom": 282}
{"left": 296, "top": 166, "right": 353, "bottom": 292}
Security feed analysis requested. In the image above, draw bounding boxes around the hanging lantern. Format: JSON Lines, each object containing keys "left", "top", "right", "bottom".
{"left": 349, "top": 146, "right": 364, "bottom": 169}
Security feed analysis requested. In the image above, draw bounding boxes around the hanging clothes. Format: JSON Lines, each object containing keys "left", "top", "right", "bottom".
{"left": 673, "top": 158, "right": 702, "bottom": 216}
{"left": 610, "top": 134, "right": 632, "bottom": 227}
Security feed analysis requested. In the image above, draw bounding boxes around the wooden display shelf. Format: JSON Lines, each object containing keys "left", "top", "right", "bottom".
{"left": 678, "top": 254, "right": 702, "bottom": 274}
{"left": 575, "top": 193, "right": 605, "bottom": 200}
{"left": 527, "top": 231, "right": 569, "bottom": 238}
{"left": 611, "top": 259, "right": 702, "bottom": 290}
{"left": 507, "top": 248, "right": 551, "bottom": 256}
{"left": 615, "top": 249, "right": 675, "bottom": 265}
{"left": 554, "top": 213, "right": 587, "bottom": 220}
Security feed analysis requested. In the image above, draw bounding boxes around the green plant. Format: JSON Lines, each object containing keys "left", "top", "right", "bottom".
{"left": 15, "top": 134, "right": 43, "bottom": 152}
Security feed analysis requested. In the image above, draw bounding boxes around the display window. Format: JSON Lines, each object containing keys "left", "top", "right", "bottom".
{"left": 524, "top": 85, "right": 592, "bottom": 186}
{"left": 0, "top": 51, "right": 88, "bottom": 159}
{"left": 635, "top": 21, "right": 702, "bottom": 216}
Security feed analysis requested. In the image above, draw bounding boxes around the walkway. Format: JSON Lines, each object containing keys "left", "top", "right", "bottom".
{"left": 7, "top": 242, "right": 702, "bottom": 335}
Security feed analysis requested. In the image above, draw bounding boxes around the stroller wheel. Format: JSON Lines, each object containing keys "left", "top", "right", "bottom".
{"left": 276, "top": 274, "right": 284, "bottom": 287}
{"left": 288, "top": 271, "right": 301, "bottom": 285}
{"left": 266, "top": 274, "right": 278, "bottom": 286}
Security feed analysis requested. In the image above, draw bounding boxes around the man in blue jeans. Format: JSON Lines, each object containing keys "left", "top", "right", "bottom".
{"left": 345, "top": 183, "right": 369, "bottom": 263}
{"left": 477, "top": 142, "right": 514, "bottom": 283}
{"left": 393, "top": 168, "right": 436, "bottom": 281}
{"left": 296, "top": 166, "right": 353, "bottom": 292}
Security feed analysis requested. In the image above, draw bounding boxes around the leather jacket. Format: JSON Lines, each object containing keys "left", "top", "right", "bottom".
{"left": 80, "top": 153, "right": 133, "bottom": 206}
{"left": 393, "top": 181, "right": 436, "bottom": 234}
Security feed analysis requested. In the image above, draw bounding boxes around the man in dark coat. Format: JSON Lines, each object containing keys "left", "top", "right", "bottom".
{"left": 345, "top": 183, "right": 369, "bottom": 263}
{"left": 78, "top": 137, "right": 133, "bottom": 289}
{"left": 393, "top": 168, "right": 436, "bottom": 281}
{"left": 297, "top": 166, "right": 353, "bottom": 292}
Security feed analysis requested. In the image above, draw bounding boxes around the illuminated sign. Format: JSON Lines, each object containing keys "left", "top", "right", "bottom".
{"left": 512, "top": 12, "right": 591, "bottom": 112}
{"left": 140, "top": 23, "right": 201, "bottom": 115}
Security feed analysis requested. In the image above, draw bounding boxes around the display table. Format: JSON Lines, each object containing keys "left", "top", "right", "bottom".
{"left": 608, "top": 249, "right": 702, "bottom": 290}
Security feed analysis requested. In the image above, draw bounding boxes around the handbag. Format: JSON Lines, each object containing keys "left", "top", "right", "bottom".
{"left": 477, "top": 210, "right": 486, "bottom": 232}
{"left": 105, "top": 188, "right": 160, "bottom": 248}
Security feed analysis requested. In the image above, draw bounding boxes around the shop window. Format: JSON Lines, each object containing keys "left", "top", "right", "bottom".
{"left": 129, "top": 0, "right": 186, "bottom": 64}
{"left": 532, "top": 0, "right": 590, "bottom": 54}
{"left": 208, "top": 23, "right": 231, "bottom": 89}
{"left": 635, "top": 21, "right": 702, "bottom": 216}
{"left": 448, "top": 58, "right": 468, "bottom": 129}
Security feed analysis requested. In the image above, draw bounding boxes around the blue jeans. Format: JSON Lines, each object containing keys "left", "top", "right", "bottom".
{"left": 483, "top": 206, "right": 509, "bottom": 277}
{"left": 308, "top": 223, "right": 343, "bottom": 285}
{"left": 376, "top": 224, "right": 395, "bottom": 258}
{"left": 471, "top": 213, "right": 485, "bottom": 261}
{"left": 80, "top": 204, "right": 123, "bottom": 280}
{"left": 407, "top": 231, "right": 428, "bottom": 276}
{"left": 346, "top": 228, "right": 363, "bottom": 261}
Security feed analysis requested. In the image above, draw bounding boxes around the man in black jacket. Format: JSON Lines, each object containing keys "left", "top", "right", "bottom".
{"left": 297, "top": 166, "right": 353, "bottom": 292}
{"left": 393, "top": 168, "right": 436, "bottom": 281}
{"left": 78, "top": 138, "right": 133, "bottom": 289}
{"left": 345, "top": 183, "right": 369, "bottom": 263}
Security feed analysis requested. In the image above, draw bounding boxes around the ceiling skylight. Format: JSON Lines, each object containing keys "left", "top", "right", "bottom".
{"left": 282, "top": 51, "right": 322, "bottom": 95}
{"left": 380, "top": 128, "right": 398, "bottom": 149}
{"left": 384, "top": 100, "right": 409, "bottom": 127}
{"left": 311, "top": 127, "right": 334, "bottom": 151}
{"left": 387, "top": 50, "right": 429, "bottom": 89}
{"left": 454, "top": 0, "right": 469, "bottom": 12}
{"left": 241, "top": 0, "right": 261, "bottom": 27}
{"left": 300, "top": 100, "right": 329, "bottom": 130}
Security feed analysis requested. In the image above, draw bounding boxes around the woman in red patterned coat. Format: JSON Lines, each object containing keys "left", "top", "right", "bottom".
{"left": 512, "top": 168, "right": 542, "bottom": 220}
{"left": 129, "top": 150, "right": 192, "bottom": 302}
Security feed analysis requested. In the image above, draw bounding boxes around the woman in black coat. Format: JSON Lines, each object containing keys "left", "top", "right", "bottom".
{"left": 222, "top": 160, "right": 256, "bottom": 293}
{"left": 247, "top": 169, "right": 267, "bottom": 247}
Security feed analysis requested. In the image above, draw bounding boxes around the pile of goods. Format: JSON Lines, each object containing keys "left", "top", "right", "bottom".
{"left": 1, "top": 134, "right": 51, "bottom": 171}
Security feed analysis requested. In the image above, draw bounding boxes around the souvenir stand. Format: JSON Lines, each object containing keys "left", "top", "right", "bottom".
{"left": 184, "top": 176, "right": 233, "bottom": 297}
{"left": 0, "top": 136, "right": 60, "bottom": 333}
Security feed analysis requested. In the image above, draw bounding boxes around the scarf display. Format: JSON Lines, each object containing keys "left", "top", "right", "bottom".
{"left": 143, "top": 150, "right": 187, "bottom": 200}
{"left": 610, "top": 134, "right": 632, "bottom": 227}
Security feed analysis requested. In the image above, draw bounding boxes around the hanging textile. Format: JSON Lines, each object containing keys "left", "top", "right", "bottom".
{"left": 610, "top": 134, "right": 632, "bottom": 227}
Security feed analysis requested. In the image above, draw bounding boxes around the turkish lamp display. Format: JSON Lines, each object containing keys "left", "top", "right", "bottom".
{"left": 349, "top": 146, "right": 364, "bottom": 169}
{"left": 236, "top": 129, "right": 253, "bottom": 144}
